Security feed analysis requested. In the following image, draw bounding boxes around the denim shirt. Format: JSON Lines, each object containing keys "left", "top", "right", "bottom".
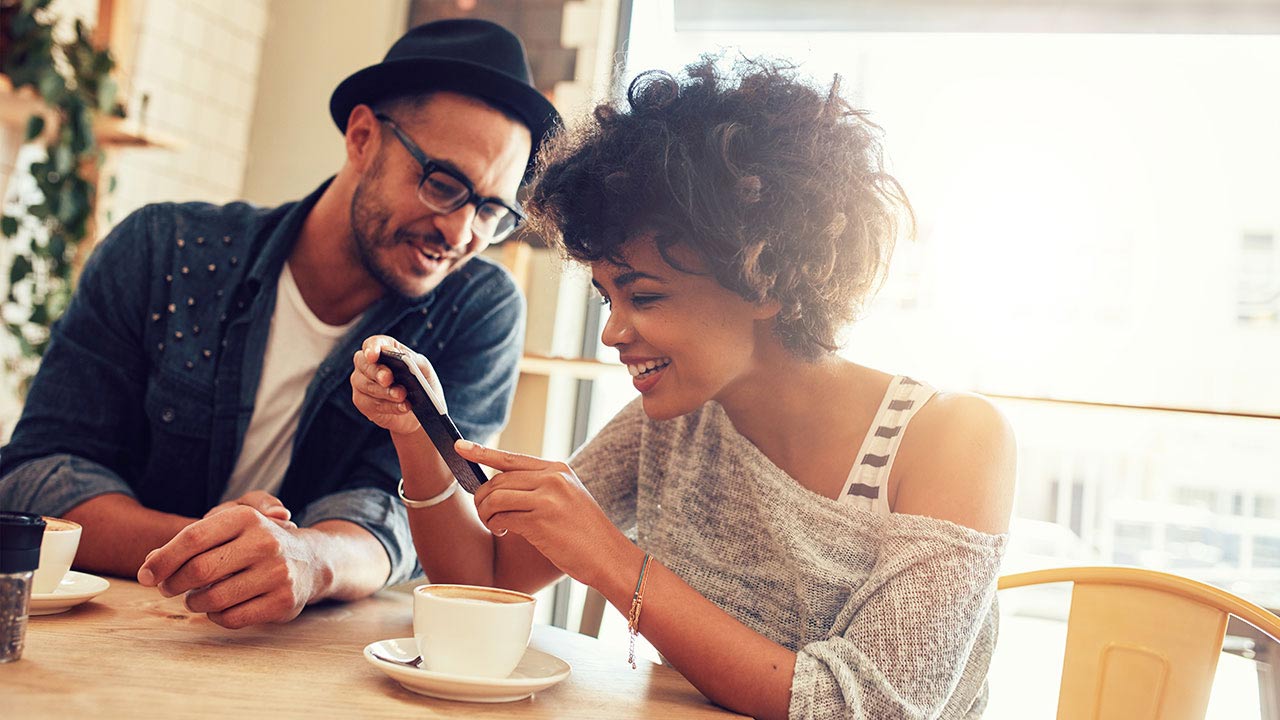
{"left": 0, "top": 180, "right": 525, "bottom": 584}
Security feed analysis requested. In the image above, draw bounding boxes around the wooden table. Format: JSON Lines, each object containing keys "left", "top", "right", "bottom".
{"left": 3, "top": 579, "right": 744, "bottom": 719}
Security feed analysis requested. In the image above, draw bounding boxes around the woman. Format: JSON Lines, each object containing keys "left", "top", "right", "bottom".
{"left": 350, "top": 57, "right": 1015, "bottom": 720}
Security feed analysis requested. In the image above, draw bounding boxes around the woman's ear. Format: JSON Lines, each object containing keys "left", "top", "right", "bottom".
{"left": 752, "top": 297, "right": 783, "bottom": 321}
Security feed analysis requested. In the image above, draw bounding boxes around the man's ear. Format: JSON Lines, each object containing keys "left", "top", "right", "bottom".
{"left": 344, "top": 104, "right": 380, "bottom": 169}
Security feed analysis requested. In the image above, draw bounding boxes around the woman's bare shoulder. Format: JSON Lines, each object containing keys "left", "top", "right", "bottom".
{"left": 892, "top": 390, "right": 1017, "bottom": 535}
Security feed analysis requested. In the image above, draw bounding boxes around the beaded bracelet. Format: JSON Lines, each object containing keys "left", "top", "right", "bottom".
{"left": 627, "top": 552, "right": 653, "bottom": 669}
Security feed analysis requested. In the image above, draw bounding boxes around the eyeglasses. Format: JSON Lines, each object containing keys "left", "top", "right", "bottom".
{"left": 374, "top": 113, "right": 524, "bottom": 242}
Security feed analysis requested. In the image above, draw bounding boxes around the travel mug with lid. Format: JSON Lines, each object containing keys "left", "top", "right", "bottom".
{"left": 0, "top": 511, "right": 46, "bottom": 663}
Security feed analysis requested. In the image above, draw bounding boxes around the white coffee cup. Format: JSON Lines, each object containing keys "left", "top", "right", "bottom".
{"left": 33, "top": 516, "right": 82, "bottom": 594}
{"left": 413, "top": 584, "right": 535, "bottom": 678}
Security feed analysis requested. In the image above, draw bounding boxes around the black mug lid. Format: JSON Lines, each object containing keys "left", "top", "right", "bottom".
{"left": 0, "top": 547, "right": 42, "bottom": 573}
{"left": 0, "top": 512, "right": 46, "bottom": 572}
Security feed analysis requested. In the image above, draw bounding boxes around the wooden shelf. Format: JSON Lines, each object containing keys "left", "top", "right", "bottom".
{"left": 519, "top": 353, "right": 628, "bottom": 380}
{"left": 93, "top": 115, "right": 180, "bottom": 150}
{"left": 1, "top": 76, "right": 178, "bottom": 150}
{"left": 0, "top": 79, "right": 56, "bottom": 138}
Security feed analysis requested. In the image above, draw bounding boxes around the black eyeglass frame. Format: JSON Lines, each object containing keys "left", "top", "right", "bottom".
{"left": 374, "top": 112, "right": 525, "bottom": 241}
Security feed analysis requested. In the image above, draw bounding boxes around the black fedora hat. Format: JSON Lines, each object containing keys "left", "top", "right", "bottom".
{"left": 329, "top": 19, "right": 561, "bottom": 166}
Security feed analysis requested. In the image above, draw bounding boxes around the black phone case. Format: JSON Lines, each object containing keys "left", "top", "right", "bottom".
{"left": 379, "top": 349, "right": 488, "bottom": 494}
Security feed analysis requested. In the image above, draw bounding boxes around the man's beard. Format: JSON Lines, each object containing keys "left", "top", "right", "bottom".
{"left": 349, "top": 172, "right": 454, "bottom": 302}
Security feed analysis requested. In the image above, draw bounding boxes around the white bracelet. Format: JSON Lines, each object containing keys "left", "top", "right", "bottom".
{"left": 398, "top": 478, "right": 459, "bottom": 509}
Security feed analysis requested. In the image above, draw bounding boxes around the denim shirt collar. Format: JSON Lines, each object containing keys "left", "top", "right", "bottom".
{"left": 237, "top": 179, "right": 444, "bottom": 454}
{"left": 243, "top": 177, "right": 323, "bottom": 299}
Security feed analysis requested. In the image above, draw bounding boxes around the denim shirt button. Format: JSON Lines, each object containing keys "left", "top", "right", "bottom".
{"left": 160, "top": 407, "right": 176, "bottom": 423}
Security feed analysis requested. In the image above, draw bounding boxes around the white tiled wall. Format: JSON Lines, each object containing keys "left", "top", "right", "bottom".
{"left": 0, "top": 0, "right": 269, "bottom": 436}
{"left": 106, "top": 0, "right": 269, "bottom": 225}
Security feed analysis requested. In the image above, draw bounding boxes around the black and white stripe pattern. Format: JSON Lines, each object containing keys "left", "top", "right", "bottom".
{"left": 840, "top": 376, "right": 936, "bottom": 514}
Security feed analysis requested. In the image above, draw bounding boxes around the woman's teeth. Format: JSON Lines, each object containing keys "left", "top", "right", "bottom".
{"left": 628, "top": 358, "right": 671, "bottom": 378}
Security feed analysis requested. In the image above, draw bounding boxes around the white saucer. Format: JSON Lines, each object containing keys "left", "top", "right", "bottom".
{"left": 363, "top": 638, "right": 571, "bottom": 703}
{"left": 29, "top": 571, "right": 110, "bottom": 616}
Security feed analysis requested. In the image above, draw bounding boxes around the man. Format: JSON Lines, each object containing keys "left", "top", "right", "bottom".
{"left": 0, "top": 19, "right": 558, "bottom": 628}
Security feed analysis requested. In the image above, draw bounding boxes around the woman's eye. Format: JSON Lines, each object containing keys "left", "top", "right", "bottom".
{"left": 631, "top": 294, "right": 664, "bottom": 307}
{"left": 596, "top": 294, "right": 612, "bottom": 306}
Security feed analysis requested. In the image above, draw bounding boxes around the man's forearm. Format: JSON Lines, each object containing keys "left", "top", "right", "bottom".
{"left": 61, "top": 493, "right": 195, "bottom": 579}
{"left": 302, "top": 520, "right": 392, "bottom": 602}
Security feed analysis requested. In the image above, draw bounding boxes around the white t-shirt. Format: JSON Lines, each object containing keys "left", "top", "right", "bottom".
{"left": 221, "top": 262, "right": 362, "bottom": 502}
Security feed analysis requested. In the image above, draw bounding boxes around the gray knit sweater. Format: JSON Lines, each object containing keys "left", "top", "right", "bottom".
{"left": 572, "top": 398, "right": 1007, "bottom": 720}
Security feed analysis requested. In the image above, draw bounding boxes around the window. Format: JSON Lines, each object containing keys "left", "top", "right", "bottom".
{"left": 1239, "top": 232, "right": 1279, "bottom": 325}
{"left": 551, "top": 5, "right": 1280, "bottom": 712}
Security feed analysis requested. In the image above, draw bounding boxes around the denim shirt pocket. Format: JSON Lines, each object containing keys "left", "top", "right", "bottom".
{"left": 139, "top": 371, "right": 215, "bottom": 511}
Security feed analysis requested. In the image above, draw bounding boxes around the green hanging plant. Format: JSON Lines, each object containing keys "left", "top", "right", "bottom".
{"left": 1, "top": 0, "right": 124, "bottom": 394}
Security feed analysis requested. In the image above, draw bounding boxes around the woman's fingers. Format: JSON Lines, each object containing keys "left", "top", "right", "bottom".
{"left": 360, "top": 334, "right": 403, "bottom": 360}
{"left": 455, "top": 440, "right": 561, "bottom": 473}
{"left": 352, "top": 355, "right": 406, "bottom": 402}
{"left": 365, "top": 373, "right": 405, "bottom": 402}
{"left": 356, "top": 336, "right": 410, "bottom": 388}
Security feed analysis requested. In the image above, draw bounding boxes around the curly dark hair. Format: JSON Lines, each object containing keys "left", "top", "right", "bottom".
{"left": 525, "top": 56, "right": 913, "bottom": 360}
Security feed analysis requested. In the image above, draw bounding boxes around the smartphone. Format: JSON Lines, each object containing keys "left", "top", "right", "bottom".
{"left": 377, "top": 349, "right": 488, "bottom": 494}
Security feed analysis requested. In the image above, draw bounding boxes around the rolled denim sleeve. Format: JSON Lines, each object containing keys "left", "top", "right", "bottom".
{"left": 295, "top": 487, "right": 416, "bottom": 585}
{"left": 0, "top": 207, "right": 153, "bottom": 509}
{"left": 0, "top": 454, "right": 136, "bottom": 516}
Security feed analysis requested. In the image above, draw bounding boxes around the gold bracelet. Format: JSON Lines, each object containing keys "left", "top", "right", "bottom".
{"left": 627, "top": 552, "right": 653, "bottom": 669}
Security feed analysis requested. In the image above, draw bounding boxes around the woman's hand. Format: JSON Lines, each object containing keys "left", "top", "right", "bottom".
{"left": 457, "top": 440, "right": 630, "bottom": 587}
{"left": 350, "top": 335, "right": 445, "bottom": 436}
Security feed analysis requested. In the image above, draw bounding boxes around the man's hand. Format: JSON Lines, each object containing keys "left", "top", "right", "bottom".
{"left": 136, "top": 506, "right": 328, "bottom": 629}
{"left": 205, "top": 490, "right": 296, "bottom": 529}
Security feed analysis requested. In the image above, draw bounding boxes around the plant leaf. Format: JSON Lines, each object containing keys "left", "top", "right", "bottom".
{"left": 97, "top": 77, "right": 118, "bottom": 114}
{"left": 29, "top": 302, "right": 50, "bottom": 327}
{"left": 9, "top": 256, "right": 33, "bottom": 286}
{"left": 25, "top": 115, "right": 46, "bottom": 141}
{"left": 37, "top": 71, "right": 63, "bottom": 101}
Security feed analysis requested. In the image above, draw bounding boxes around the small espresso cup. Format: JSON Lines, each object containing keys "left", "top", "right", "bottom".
{"left": 32, "top": 517, "right": 82, "bottom": 594}
{"left": 413, "top": 584, "right": 535, "bottom": 678}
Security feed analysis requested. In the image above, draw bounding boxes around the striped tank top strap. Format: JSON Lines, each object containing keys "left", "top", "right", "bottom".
{"left": 839, "top": 376, "right": 937, "bottom": 515}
